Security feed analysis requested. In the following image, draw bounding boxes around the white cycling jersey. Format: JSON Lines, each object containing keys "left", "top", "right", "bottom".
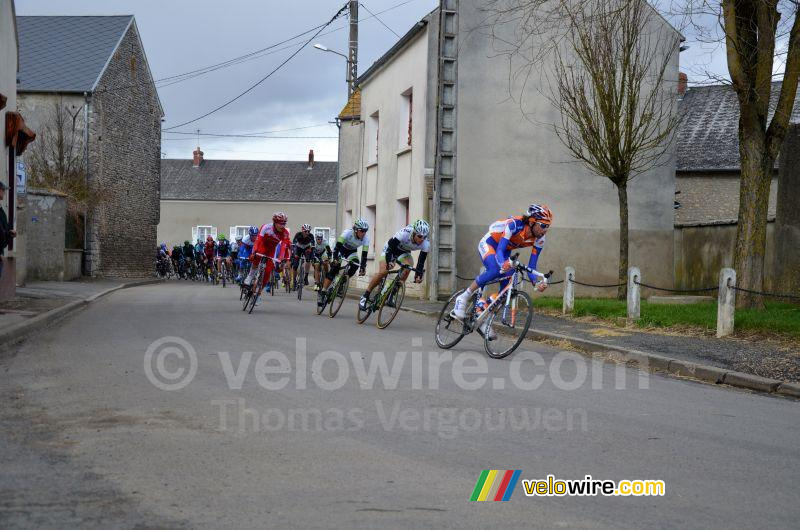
{"left": 391, "top": 225, "right": 430, "bottom": 253}
{"left": 338, "top": 228, "right": 369, "bottom": 251}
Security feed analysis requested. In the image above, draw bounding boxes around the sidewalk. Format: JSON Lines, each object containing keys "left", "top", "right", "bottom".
{"left": 398, "top": 297, "right": 800, "bottom": 396}
{"left": 0, "top": 279, "right": 160, "bottom": 347}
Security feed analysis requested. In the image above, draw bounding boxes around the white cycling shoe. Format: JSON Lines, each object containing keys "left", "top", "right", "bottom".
{"left": 450, "top": 296, "right": 468, "bottom": 320}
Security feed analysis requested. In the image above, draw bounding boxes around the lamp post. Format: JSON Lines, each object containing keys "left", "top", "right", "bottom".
{"left": 313, "top": 43, "right": 354, "bottom": 98}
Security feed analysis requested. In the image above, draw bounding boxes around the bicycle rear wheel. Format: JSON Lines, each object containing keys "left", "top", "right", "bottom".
{"left": 328, "top": 275, "right": 348, "bottom": 318}
{"left": 435, "top": 290, "right": 470, "bottom": 349}
{"left": 357, "top": 277, "right": 382, "bottom": 324}
{"left": 484, "top": 290, "right": 533, "bottom": 359}
{"left": 377, "top": 279, "right": 405, "bottom": 329}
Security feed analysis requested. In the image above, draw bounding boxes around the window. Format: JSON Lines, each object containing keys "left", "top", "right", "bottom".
{"left": 367, "top": 111, "right": 379, "bottom": 164}
{"left": 192, "top": 225, "right": 216, "bottom": 242}
{"left": 344, "top": 209, "right": 353, "bottom": 232}
{"left": 365, "top": 206, "right": 376, "bottom": 254}
{"left": 230, "top": 225, "right": 250, "bottom": 241}
{"left": 400, "top": 88, "right": 413, "bottom": 147}
{"left": 397, "top": 198, "right": 409, "bottom": 227}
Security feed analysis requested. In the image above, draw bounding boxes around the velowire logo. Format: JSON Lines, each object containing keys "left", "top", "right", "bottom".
{"left": 469, "top": 470, "right": 522, "bottom": 502}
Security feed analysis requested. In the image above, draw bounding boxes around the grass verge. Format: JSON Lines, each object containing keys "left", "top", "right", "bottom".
{"left": 534, "top": 297, "right": 800, "bottom": 338}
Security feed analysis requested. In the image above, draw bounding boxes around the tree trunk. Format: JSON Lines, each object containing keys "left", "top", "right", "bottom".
{"left": 733, "top": 133, "right": 772, "bottom": 309}
{"left": 617, "top": 182, "right": 629, "bottom": 300}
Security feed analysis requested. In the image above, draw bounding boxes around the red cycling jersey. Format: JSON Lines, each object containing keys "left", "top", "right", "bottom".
{"left": 250, "top": 223, "right": 291, "bottom": 286}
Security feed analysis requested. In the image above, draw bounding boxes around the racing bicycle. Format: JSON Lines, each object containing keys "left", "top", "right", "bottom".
{"left": 435, "top": 254, "right": 551, "bottom": 358}
{"left": 356, "top": 263, "right": 418, "bottom": 329}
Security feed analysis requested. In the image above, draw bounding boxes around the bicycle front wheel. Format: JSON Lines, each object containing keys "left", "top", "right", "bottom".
{"left": 484, "top": 290, "right": 533, "bottom": 359}
{"left": 435, "top": 290, "right": 469, "bottom": 349}
{"left": 377, "top": 280, "right": 405, "bottom": 329}
{"left": 328, "top": 275, "right": 348, "bottom": 318}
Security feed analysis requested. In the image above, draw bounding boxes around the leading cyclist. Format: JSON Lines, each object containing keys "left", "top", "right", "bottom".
{"left": 450, "top": 204, "right": 552, "bottom": 335}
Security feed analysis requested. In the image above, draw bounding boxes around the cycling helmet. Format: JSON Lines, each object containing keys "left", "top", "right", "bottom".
{"left": 249, "top": 226, "right": 259, "bottom": 236}
{"left": 273, "top": 212, "right": 288, "bottom": 224}
{"left": 353, "top": 218, "right": 369, "bottom": 231}
{"left": 526, "top": 204, "right": 553, "bottom": 224}
{"left": 184, "top": 240, "right": 190, "bottom": 246}
{"left": 218, "top": 234, "right": 226, "bottom": 240}
{"left": 235, "top": 235, "right": 243, "bottom": 241}
{"left": 206, "top": 235, "right": 214, "bottom": 242}
{"left": 315, "top": 233, "right": 323, "bottom": 240}
{"left": 411, "top": 219, "right": 430, "bottom": 238}
{"left": 301, "top": 223, "right": 312, "bottom": 232}
{"left": 160, "top": 243, "right": 166, "bottom": 250}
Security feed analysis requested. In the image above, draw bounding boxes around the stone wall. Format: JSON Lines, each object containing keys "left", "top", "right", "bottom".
{"left": 25, "top": 189, "right": 67, "bottom": 281}
{"left": 87, "top": 22, "right": 161, "bottom": 278}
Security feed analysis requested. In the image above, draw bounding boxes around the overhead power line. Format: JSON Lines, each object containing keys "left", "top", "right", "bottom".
{"left": 162, "top": 3, "right": 350, "bottom": 131}
{"left": 359, "top": 2, "right": 401, "bottom": 38}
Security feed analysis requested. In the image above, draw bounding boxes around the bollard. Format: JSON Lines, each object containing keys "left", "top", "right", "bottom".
{"left": 627, "top": 267, "right": 641, "bottom": 319}
{"left": 716, "top": 268, "right": 736, "bottom": 338}
{"left": 563, "top": 266, "right": 575, "bottom": 315}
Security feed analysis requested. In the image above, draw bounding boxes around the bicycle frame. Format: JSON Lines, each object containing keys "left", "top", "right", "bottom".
{"left": 470, "top": 259, "right": 547, "bottom": 329}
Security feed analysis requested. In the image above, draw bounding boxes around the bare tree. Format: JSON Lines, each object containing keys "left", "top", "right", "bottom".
{"left": 483, "top": 0, "right": 682, "bottom": 298}
{"left": 25, "top": 99, "right": 105, "bottom": 247}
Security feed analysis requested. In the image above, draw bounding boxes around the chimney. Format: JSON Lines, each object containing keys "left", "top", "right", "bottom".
{"left": 307, "top": 149, "right": 315, "bottom": 170}
{"left": 678, "top": 72, "right": 688, "bottom": 98}
{"left": 193, "top": 146, "right": 204, "bottom": 167}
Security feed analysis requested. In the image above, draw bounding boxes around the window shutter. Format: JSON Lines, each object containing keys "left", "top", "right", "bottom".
{"left": 192, "top": 226, "right": 198, "bottom": 243}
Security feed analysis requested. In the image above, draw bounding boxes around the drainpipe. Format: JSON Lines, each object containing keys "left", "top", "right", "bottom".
{"left": 83, "top": 92, "right": 91, "bottom": 276}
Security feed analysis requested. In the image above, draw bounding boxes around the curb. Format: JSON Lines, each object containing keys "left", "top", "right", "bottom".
{"left": 396, "top": 302, "right": 797, "bottom": 399}
{"left": 0, "top": 278, "right": 164, "bottom": 350}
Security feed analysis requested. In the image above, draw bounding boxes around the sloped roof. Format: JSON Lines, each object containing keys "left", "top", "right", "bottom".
{"left": 675, "top": 176, "right": 777, "bottom": 226}
{"left": 17, "top": 15, "right": 133, "bottom": 92}
{"left": 677, "top": 82, "right": 800, "bottom": 172}
{"left": 339, "top": 89, "right": 361, "bottom": 120}
{"left": 161, "top": 159, "right": 338, "bottom": 202}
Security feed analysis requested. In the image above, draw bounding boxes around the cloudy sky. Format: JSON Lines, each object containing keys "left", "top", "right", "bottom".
{"left": 16, "top": 0, "right": 731, "bottom": 162}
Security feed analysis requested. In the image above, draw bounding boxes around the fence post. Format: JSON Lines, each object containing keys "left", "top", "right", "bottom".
{"left": 627, "top": 267, "right": 641, "bottom": 319}
{"left": 563, "top": 266, "right": 575, "bottom": 315}
{"left": 716, "top": 268, "right": 736, "bottom": 338}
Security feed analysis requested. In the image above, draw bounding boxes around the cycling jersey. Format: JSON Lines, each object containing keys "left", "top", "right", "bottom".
{"left": 312, "top": 241, "right": 332, "bottom": 261}
{"left": 238, "top": 234, "right": 254, "bottom": 261}
{"left": 475, "top": 216, "right": 545, "bottom": 288}
{"left": 182, "top": 244, "right": 195, "bottom": 260}
{"left": 293, "top": 231, "right": 315, "bottom": 250}
{"left": 336, "top": 228, "right": 369, "bottom": 256}
{"left": 217, "top": 239, "right": 231, "bottom": 258}
{"left": 171, "top": 246, "right": 183, "bottom": 260}
{"left": 203, "top": 241, "right": 216, "bottom": 259}
{"left": 384, "top": 225, "right": 431, "bottom": 255}
{"left": 248, "top": 223, "right": 291, "bottom": 287}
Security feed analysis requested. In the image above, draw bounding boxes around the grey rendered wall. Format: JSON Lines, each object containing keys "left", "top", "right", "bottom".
{"left": 25, "top": 190, "right": 67, "bottom": 281}
{"left": 87, "top": 22, "right": 161, "bottom": 278}
{"left": 454, "top": 0, "right": 679, "bottom": 294}
{"left": 158, "top": 200, "right": 337, "bottom": 247}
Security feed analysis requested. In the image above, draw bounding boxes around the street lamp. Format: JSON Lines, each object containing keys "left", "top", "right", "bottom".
{"left": 313, "top": 42, "right": 354, "bottom": 97}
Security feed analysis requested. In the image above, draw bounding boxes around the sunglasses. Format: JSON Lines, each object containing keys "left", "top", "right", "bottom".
{"left": 274, "top": 221, "right": 286, "bottom": 226}
{"left": 535, "top": 222, "right": 550, "bottom": 230}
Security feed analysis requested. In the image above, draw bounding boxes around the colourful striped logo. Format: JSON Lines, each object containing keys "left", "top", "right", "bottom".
{"left": 470, "top": 470, "right": 522, "bottom": 501}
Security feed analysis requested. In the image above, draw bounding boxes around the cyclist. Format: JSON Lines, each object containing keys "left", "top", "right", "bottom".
{"left": 182, "top": 240, "right": 195, "bottom": 278}
{"left": 236, "top": 226, "right": 257, "bottom": 283}
{"left": 244, "top": 212, "right": 292, "bottom": 293}
{"left": 311, "top": 233, "right": 332, "bottom": 291}
{"left": 450, "top": 204, "right": 552, "bottom": 337}
{"left": 216, "top": 234, "right": 232, "bottom": 280}
{"left": 171, "top": 243, "right": 184, "bottom": 275}
{"left": 359, "top": 219, "right": 430, "bottom": 311}
{"left": 203, "top": 235, "right": 217, "bottom": 280}
{"left": 194, "top": 238, "right": 204, "bottom": 273}
{"left": 291, "top": 224, "right": 315, "bottom": 287}
{"left": 317, "top": 218, "right": 370, "bottom": 308}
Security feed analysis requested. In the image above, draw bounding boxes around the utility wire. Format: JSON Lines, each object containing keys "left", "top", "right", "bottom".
{"left": 360, "top": 2, "right": 401, "bottom": 38}
{"left": 162, "top": 123, "right": 334, "bottom": 136}
{"left": 162, "top": 3, "right": 349, "bottom": 131}
{"left": 155, "top": 0, "right": 421, "bottom": 90}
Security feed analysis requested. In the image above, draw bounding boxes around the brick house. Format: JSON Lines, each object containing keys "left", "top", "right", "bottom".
{"left": 16, "top": 15, "right": 163, "bottom": 277}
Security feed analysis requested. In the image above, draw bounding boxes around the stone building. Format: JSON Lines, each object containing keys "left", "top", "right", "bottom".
{"left": 674, "top": 81, "right": 800, "bottom": 290}
{"left": 1, "top": 0, "right": 36, "bottom": 300}
{"left": 159, "top": 149, "right": 338, "bottom": 247}
{"left": 338, "top": 3, "right": 681, "bottom": 299}
{"left": 16, "top": 15, "right": 163, "bottom": 278}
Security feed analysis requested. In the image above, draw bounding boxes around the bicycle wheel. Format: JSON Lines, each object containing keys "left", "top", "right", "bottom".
{"left": 297, "top": 268, "right": 304, "bottom": 301}
{"left": 484, "top": 290, "right": 533, "bottom": 359}
{"left": 377, "top": 279, "right": 405, "bottom": 329}
{"left": 329, "top": 275, "right": 348, "bottom": 318}
{"left": 357, "top": 277, "right": 382, "bottom": 324}
{"left": 221, "top": 263, "right": 227, "bottom": 288}
{"left": 435, "top": 289, "right": 470, "bottom": 349}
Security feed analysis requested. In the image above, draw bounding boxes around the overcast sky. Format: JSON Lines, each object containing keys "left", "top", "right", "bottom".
{"left": 16, "top": 0, "right": 730, "bottom": 162}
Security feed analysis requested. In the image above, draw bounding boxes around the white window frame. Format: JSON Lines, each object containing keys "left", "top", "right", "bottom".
{"left": 367, "top": 111, "right": 379, "bottom": 164}
{"left": 193, "top": 225, "right": 215, "bottom": 243}
{"left": 400, "top": 88, "right": 413, "bottom": 148}
{"left": 230, "top": 225, "right": 250, "bottom": 242}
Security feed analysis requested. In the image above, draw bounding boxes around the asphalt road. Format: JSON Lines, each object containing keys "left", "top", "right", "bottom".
{"left": 1, "top": 282, "right": 798, "bottom": 529}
